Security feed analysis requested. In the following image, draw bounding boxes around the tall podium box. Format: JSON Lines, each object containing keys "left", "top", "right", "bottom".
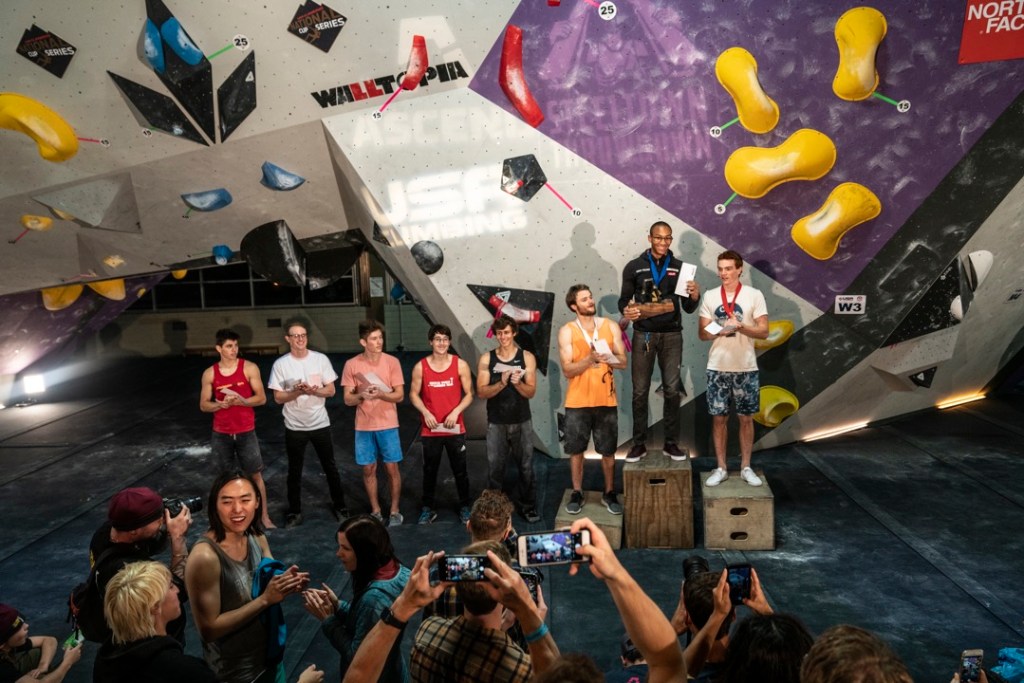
{"left": 624, "top": 451, "right": 694, "bottom": 548}
{"left": 554, "top": 490, "right": 623, "bottom": 549}
{"left": 701, "top": 469, "right": 774, "bottom": 550}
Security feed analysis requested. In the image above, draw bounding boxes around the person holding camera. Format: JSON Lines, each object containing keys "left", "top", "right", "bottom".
{"left": 411, "top": 539, "right": 559, "bottom": 682}
{"left": 87, "top": 486, "right": 193, "bottom": 643}
{"left": 669, "top": 558, "right": 771, "bottom": 682}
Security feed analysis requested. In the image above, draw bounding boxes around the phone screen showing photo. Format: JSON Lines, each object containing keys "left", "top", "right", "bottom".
{"left": 436, "top": 555, "right": 489, "bottom": 581}
{"left": 960, "top": 653, "right": 982, "bottom": 683}
{"left": 522, "top": 530, "right": 584, "bottom": 566}
{"left": 727, "top": 564, "right": 752, "bottom": 605}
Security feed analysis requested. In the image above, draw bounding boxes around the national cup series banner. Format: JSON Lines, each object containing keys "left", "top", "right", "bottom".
{"left": 959, "top": 0, "right": 1024, "bottom": 64}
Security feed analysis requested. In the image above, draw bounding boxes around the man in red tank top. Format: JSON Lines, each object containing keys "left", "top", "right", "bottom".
{"left": 409, "top": 324, "right": 474, "bottom": 525}
{"left": 199, "top": 329, "right": 275, "bottom": 528}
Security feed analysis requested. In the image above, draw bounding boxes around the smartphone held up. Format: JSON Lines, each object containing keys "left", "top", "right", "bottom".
{"left": 517, "top": 529, "right": 591, "bottom": 567}
{"left": 959, "top": 649, "right": 983, "bottom": 683}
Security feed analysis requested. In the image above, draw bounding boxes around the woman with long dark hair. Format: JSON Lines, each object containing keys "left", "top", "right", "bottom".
{"left": 304, "top": 514, "right": 410, "bottom": 682}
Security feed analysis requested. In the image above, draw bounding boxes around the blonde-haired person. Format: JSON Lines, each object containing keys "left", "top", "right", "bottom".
{"left": 94, "top": 560, "right": 216, "bottom": 682}
{"left": 96, "top": 561, "right": 325, "bottom": 683}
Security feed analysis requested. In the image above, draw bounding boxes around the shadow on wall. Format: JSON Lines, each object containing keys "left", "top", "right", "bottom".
{"left": 545, "top": 221, "right": 628, "bottom": 452}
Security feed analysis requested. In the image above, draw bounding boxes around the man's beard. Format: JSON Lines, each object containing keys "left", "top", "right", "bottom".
{"left": 136, "top": 527, "right": 169, "bottom": 556}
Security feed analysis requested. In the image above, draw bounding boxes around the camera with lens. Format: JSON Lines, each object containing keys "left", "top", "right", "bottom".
{"left": 683, "top": 554, "right": 710, "bottom": 581}
{"left": 163, "top": 496, "right": 203, "bottom": 517}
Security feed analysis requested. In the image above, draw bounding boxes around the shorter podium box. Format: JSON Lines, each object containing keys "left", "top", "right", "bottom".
{"left": 701, "top": 469, "right": 774, "bottom": 550}
{"left": 554, "top": 489, "right": 623, "bottom": 549}
{"left": 624, "top": 451, "right": 694, "bottom": 548}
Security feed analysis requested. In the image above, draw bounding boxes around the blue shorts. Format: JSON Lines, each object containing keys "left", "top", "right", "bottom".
{"left": 355, "top": 428, "right": 403, "bottom": 466}
{"left": 706, "top": 370, "right": 760, "bottom": 416}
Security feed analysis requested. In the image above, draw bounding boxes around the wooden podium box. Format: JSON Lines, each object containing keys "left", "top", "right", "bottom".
{"left": 701, "top": 469, "right": 774, "bottom": 550}
{"left": 624, "top": 451, "right": 694, "bottom": 549}
{"left": 553, "top": 489, "right": 623, "bottom": 549}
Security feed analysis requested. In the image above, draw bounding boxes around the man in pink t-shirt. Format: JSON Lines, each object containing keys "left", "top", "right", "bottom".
{"left": 340, "top": 320, "right": 406, "bottom": 525}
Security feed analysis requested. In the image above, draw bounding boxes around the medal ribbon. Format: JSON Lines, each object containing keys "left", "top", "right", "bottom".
{"left": 720, "top": 283, "right": 742, "bottom": 318}
{"left": 647, "top": 249, "right": 672, "bottom": 290}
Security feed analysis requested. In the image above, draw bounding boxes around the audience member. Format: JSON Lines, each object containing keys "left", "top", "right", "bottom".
{"left": 670, "top": 564, "right": 772, "bottom": 681}
{"left": 186, "top": 470, "right": 309, "bottom": 683}
{"left": 411, "top": 539, "right": 555, "bottom": 682}
{"left": 0, "top": 604, "right": 81, "bottom": 683}
{"left": 95, "top": 561, "right": 216, "bottom": 682}
{"left": 603, "top": 634, "right": 649, "bottom": 683}
{"left": 536, "top": 653, "right": 605, "bottom": 682}
{"left": 801, "top": 624, "right": 913, "bottom": 683}
{"left": 716, "top": 613, "right": 813, "bottom": 683}
{"left": 303, "top": 514, "right": 410, "bottom": 682}
{"left": 88, "top": 486, "right": 192, "bottom": 643}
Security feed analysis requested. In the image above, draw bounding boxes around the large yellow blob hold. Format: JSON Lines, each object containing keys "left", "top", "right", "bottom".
{"left": 0, "top": 92, "right": 78, "bottom": 162}
{"left": 791, "top": 182, "right": 881, "bottom": 260}
{"left": 41, "top": 285, "right": 84, "bottom": 311}
{"left": 833, "top": 7, "right": 887, "bottom": 101}
{"left": 715, "top": 47, "right": 779, "bottom": 134}
{"left": 724, "top": 129, "right": 836, "bottom": 199}
{"left": 755, "top": 320, "right": 795, "bottom": 350}
{"left": 754, "top": 386, "right": 800, "bottom": 428}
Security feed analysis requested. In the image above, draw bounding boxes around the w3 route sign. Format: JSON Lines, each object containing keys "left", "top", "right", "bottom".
{"left": 834, "top": 295, "right": 866, "bottom": 314}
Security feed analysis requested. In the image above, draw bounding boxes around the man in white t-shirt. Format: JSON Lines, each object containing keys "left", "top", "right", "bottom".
{"left": 698, "top": 251, "right": 769, "bottom": 487}
{"left": 340, "top": 320, "right": 406, "bottom": 526}
{"left": 268, "top": 322, "right": 349, "bottom": 527}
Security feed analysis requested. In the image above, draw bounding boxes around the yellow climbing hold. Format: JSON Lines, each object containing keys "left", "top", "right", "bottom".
{"left": 755, "top": 320, "right": 795, "bottom": 350}
{"left": 791, "top": 183, "right": 881, "bottom": 260}
{"left": 724, "top": 129, "right": 836, "bottom": 199}
{"left": 755, "top": 385, "right": 800, "bottom": 428}
{"left": 171, "top": 269, "right": 188, "bottom": 280}
{"left": 715, "top": 47, "right": 779, "bottom": 134}
{"left": 87, "top": 279, "right": 127, "bottom": 301}
{"left": 0, "top": 92, "right": 78, "bottom": 162}
{"left": 21, "top": 215, "right": 53, "bottom": 230}
{"left": 833, "top": 7, "right": 887, "bottom": 101}
{"left": 41, "top": 284, "right": 84, "bottom": 311}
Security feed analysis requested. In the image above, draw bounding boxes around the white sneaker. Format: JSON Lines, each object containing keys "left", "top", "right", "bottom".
{"left": 706, "top": 468, "right": 728, "bottom": 486}
{"left": 741, "top": 467, "right": 763, "bottom": 486}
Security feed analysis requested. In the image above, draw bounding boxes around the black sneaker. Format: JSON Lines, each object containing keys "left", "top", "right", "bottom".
{"left": 565, "top": 490, "right": 584, "bottom": 515}
{"left": 663, "top": 443, "right": 689, "bottom": 461}
{"left": 625, "top": 443, "right": 647, "bottom": 463}
{"left": 602, "top": 491, "right": 622, "bottom": 515}
{"left": 285, "top": 513, "right": 303, "bottom": 528}
{"left": 522, "top": 508, "right": 541, "bottom": 524}
{"left": 333, "top": 507, "right": 351, "bottom": 522}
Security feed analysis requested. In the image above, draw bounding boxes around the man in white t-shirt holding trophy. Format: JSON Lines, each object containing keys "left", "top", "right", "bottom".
{"left": 698, "top": 250, "right": 769, "bottom": 487}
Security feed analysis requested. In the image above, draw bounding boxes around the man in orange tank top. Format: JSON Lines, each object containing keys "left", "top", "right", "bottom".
{"left": 557, "top": 285, "right": 627, "bottom": 516}
{"left": 200, "top": 329, "right": 274, "bottom": 528}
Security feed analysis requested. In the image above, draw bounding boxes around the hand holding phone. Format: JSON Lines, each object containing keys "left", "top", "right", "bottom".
{"left": 959, "top": 649, "right": 983, "bottom": 683}
{"left": 517, "top": 529, "right": 591, "bottom": 566}
{"left": 727, "top": 564, "right": 752, "bottom": 606}
{"left": 433, "top": 555, "right": 490, "bottom": 582}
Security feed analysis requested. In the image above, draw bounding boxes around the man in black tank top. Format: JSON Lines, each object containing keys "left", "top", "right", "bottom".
{"left": 475, "top": 315, "right": 540, "bottom": 524}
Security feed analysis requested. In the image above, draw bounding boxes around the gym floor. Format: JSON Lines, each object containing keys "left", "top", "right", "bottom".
{"left": 1, "top": 354, "right": 1021, "bottom": 682}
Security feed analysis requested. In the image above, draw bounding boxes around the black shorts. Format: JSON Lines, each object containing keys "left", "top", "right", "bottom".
{"left": 563, "top": 407, "right": 617, "bottom": 457}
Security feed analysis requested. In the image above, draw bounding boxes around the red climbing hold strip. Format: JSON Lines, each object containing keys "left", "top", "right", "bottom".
{"left": 400, "top": 35, "right": 428, "bottom": 90}
{"left": 499, "top": 25, "right": 544, "bottom": 128}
